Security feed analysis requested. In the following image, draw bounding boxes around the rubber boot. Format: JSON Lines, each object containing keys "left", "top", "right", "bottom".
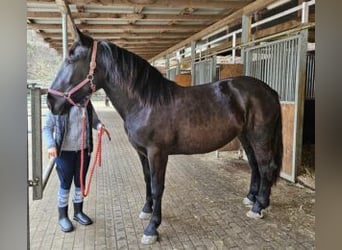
{"left": 58, "top": 206, "right": 74, "bottom": 232}
{"left": 73, "top": 202, "right": 93, "bottom": 225}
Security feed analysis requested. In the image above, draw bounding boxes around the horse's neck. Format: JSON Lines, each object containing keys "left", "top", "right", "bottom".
{"left": 103, "top": 84, "right": 138, "bottom": 120}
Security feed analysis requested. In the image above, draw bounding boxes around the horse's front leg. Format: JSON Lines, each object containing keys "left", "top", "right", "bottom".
{"left": 141, "top": 148, "right": 168, "bottom": 245}
{"left": 137, "top": 152, "right": 153, "bottom": 219}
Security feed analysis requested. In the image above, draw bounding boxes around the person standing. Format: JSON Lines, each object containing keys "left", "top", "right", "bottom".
{"left": 43, "top": 101, "right": 104, "bottom": 232}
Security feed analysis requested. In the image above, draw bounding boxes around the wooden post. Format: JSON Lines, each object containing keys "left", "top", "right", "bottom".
{"left": 242, "top": 14, "right": 252, "bottom": 44}
{"left": 242, "top": 14, "right": 252, "bottom": 73}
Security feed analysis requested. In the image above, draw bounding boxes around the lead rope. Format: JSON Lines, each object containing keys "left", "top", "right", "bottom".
{"left": 79, "top": 107, "right": 111, "bottom": 197}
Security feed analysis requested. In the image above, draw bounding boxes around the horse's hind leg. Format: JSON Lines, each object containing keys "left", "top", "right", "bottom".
{"left": 141, "top": 148, "right": 168, "bottom": 244}
{"left": 137, "top": 152, "right": 153, "bottom": 220}
{"left": 239, "top": 135, "right": 260, "bottom": 207}
{"left": 247, "top": 155, "right": 273, "bottom": 219}
{"left": 246, "top": 132, "right": 279, "bottom": 219}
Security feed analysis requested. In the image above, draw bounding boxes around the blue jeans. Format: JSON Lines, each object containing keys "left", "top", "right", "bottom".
{"left": 55, "top": 149, "right": 90, "bottom": 190}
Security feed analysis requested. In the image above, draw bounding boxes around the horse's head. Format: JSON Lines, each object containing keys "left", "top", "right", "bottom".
{"left": 47, "top": 28, "right": 104, "bottom": 115}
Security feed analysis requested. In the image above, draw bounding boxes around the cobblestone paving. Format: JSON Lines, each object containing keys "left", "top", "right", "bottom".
{"left": 29, "top": 102, "right": 315, "bottom": 249}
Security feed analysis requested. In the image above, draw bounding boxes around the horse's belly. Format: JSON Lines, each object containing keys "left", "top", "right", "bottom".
{"left": 173, "top": 127, "right": 238, "bottom": 154}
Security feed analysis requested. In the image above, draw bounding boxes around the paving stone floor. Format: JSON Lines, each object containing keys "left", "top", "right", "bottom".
{"left": 29, "top": 102, "right": 315, "bottom": 249}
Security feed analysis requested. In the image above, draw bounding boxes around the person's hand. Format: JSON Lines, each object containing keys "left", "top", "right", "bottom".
{"left": 97, "top": 123, "right": 111, "bottom": 141}
{"left": 97, "top": 123, "right": 104, "bottom": 130}
{"left": 48, "top": 147, "right": 57, "bottom": 159}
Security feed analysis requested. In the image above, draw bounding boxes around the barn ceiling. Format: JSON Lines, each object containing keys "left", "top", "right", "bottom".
{"left": 27, "top": 0, "right": 255, "bottom": 60}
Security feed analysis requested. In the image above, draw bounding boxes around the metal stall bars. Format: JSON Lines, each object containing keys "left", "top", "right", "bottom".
{"left": 193, "top": 56, "right": 217, "bottom": 85}
{"left": 305, "top": 52, "right": 315, "bottom": 100}
{"left": 28, "top": 83, "right": 55, "bottom": 200}
{"left": 167, "top": 67, "right": 178, "bottom": 81}
{"left": 244, "top": 35, "right": 300, "bottom": 102}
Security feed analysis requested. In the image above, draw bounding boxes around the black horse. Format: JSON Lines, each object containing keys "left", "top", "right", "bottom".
{"left": 47, "top": 29, "right": 283, "bottom": 244}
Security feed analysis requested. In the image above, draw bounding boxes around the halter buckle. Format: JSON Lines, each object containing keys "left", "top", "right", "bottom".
{"left": 63, "top": 92, "right": 70, "bottom": 98}
{"left": 87, "top": 74, "right": 94, "bottom": 82}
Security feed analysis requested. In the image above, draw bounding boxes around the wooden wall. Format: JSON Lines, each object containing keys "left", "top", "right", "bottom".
{"left": 219, "top": 64, "right": 243, "bottom": 79}
{"left": 175, "top": 73, "right": 192, "bottom": 87}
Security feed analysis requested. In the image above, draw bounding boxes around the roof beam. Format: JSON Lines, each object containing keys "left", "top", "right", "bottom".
{"left": 28, "top": 0, "right": 252, "bottom": 9}
{"left": 40, "top": 31, "right": 190, "bottom": 40}
{"left": 27, "top": 11, "right": 225, "bottom": 21}
{"left": 50, "top": 39, "right": 181, "bottom": 46}
{"left": 27, "top": 23, "right": 207, "bottom": 31}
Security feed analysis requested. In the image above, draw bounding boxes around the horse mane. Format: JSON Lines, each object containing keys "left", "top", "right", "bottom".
{"left": 98, "top": 40, "right": 175, "bottom": 106}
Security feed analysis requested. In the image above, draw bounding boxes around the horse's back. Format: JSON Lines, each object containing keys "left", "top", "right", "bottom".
{"left": 222, "top": 76, "right": 281, "bottom": 120}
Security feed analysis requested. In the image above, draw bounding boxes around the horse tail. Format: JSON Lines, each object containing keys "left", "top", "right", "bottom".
{"left": 270, "top": 104, "right": 283, "bottom": 184}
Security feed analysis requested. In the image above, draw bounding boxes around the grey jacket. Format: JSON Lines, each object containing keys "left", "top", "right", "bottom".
{"left": 43, "top": 102, "right": 101, "bottom": 155}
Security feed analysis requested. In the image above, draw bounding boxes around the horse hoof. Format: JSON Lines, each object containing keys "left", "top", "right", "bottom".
{"left": 139, "top": 211, "right": 152, "bottom": 220}
{"left": 246, "top": 209, "right": 264, "bottom": 219}
{"left": 141, "top": 234, "right": 158, "bottom": 244}
{"left": 243, "top": 197, "right": 254, "bottom": 207}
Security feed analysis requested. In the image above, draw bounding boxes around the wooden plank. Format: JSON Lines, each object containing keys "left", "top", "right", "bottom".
{"left": 254, "top": 20, "right": 301, "bottom": 39}
{"left": 67, "top": 0, "right": 252, "bottom": 9}
{"left": 28, "top": 0, "right": 250, "bottom": 8}
{"left": 50, "top": 38, "right": 181, "bottom": 45}
{"left": 175, "top": 73, "right": 191, "bottom": 87}
{"left": 27, "top": 23, "right": 208, "bottom": 31}
{"left": 219, "top": 64, "right": 243, "bottom": 79}
{"left": 40, "top": 31, "right": 190, "bottom": 40}
{"left": 27, "top": 11, "right": 226, "bottom": 21}
{"left": 280, "top": 103, "right": 295, "bottom": 179}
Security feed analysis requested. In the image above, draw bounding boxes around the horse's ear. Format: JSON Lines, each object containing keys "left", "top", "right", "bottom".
{"left": 73, "top": 25, "right": 80, "bottom": 42}
{"left": 74, "top": 27, "right": 93, "bottom": 47}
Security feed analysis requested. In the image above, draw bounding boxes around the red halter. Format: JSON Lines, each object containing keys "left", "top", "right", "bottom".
{"left": 48, "top": 41, "right": 98, "bottom": 107}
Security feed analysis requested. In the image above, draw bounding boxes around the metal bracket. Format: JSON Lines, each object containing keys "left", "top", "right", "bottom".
{"left": 28, "top": 177, "right": 40, "bottom": 187}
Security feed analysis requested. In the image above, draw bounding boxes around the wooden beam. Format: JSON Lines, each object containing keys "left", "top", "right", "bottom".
{"left": 119, "top": 44, "right": 171, "bottom": 49}
{"left": 27, "top": 11, "right": 225, "bottom": 22}
{"left": 149, "top": 0, "right": 278, "bottom": 61}
{"left": 40, "top": 31, "right": 190, "bottom": 40}
{"left": 50, "top": 40, "right": 179, "bottom": 47}
{"left": 27, "top": 23, "right": 208, "bottom": 31}
{"left": 28, "top": 0, "right": 251, "bottom": 9}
